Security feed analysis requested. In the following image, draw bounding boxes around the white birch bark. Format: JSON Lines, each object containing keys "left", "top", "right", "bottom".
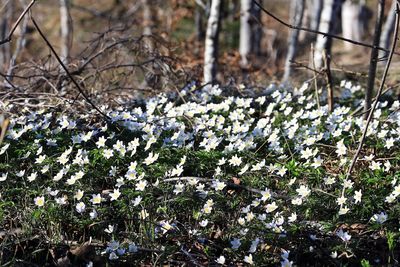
{"left": 141, "top": 0, "right": 154, "bottom": 50}
{"left": 341, "top": 1, "right": 364, "bottom": 50}
{"left": 309, "top": 0, "right": 323, "bottom": 31}
{"left": 240, "top": 0, "right": 252, "bottom": 67}
{"left": 300, "top": 0, "right": 322, "bottom": 41}
{"left": 314, "top": 0, "right": 341, "bottom": 69}
{"left": 59, "top": 0, "right": 72, "bottom": 65}
{"left": 203, "top": 0, "right": 222, "bottom": 84}
{"left": 379, "top": 0, "right": 397, "bottom": 61}
{"left": 283, "top": 0, "right": 305, "bottom": 82}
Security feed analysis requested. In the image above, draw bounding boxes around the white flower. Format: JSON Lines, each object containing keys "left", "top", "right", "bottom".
{"left": 212, "top": 180, "right": 226, "bottom": 191}
{"left": 244, "top": 254, "right": 253, "bottom": 265}
{"left": 385, "top": 137, "right": 395, "bottom": 149}
{"left": 238, "top": 217, "right": 245, "bottom": 225}
{"left": 330, "top": 251, "right": 337, "bottom": 258}
{"left": 173, "top": 182, "right": 185, "bottom": 194}
{"left": 266, "top": 202, "right": 278, "bottom": 213}
{"left": 311, "top": 156, "right": 323, "bottom": 168}
{"left": 217, "top": 158, "right": 226, "bottom": 166}
{"left": 144, "top": 152, "right": 159, "bottom": 165}
{"left": 91, "top": 194, "right": 102, "bottom": 204}
{"left": 35, "top": 154, "right": 46, "bottom": 164}
{"left": 27, "top": 172, "right": 37, "bottom": 182}
{"left": 335, "top": 139, "right": 347, "bottom": 156}
{"left": 281, "top": 259, "right": 293, "bottom": 267}
{"left": 354, "top": 190, "right": 362, "bottom": 204}
{"left": 230, "top": 238, "right": 241, "bottom": 250}
{"left": 103, "top": 149, "right": 114, "bottom": 159}
{"left": 371, "top": 212, "right": 388, "bottom": 224}
{"left": 0, "top": 173, "right": 7, "bottom": 182}
{"left": 261, "top": 188, "right": 271, "bottom": 201}
{"left": 338, "top": 206, "right": 349, "bottom": 215}
{"left": 96, "top": 136, "right": 107, "bottom": 148}
{"left": 296, "top": 185, "right": 311, "bottom": 198}
{"left": 136, "top": 180, "right": 148, "bottom": 191}
{"left": 90, "top": 209, "right": 98, "bottom": 219}
{"left": 336, "top": 196, "right": 347, "bottom": 206}
{"left": 140, "top": 209, "right": 149, "bottom": 219}
{"left": 199, "top": 219, "right": 208, "bottom": 227}
{"left": 216, "top": 255, "right": 226, "bottom": 265}
{"left": 109, "top": 189, "right": 121, "bottom": 201}
{"left": 343, "top": 179, "right": 354, "bottom": 189}
{"left": 324, "top": 176, "right": 335, "bottom": 185}
{"left": 229, "top": 154, "right": 242, "bottom": 167}
{"left": 249, "top": 238, "right": 259, "bottom": 253}
{"left": 16, "top": 170, "right": 25, "bottom": 177}
{"left": 336, "top": 229, "right": 351, "bottom": 242}
{"left": 104, "top": 225, "right": 114, "bottom": 234}
{"left": 300, "top": 147, "right": 314, "bottom": 160}
{"left": 132, "top": 196, "right": 142, "bottom": 206}
{"left": 74, "top": 190, "right": 84, "bottom": 200}
{"left": 369, "top": 161, "right": 381, "bottom": 171}
{"left": 288, "top": 212, "right": 297, "bottom": 223}
{"left": 34, "top": 196, "right": 45, "bottom": 207}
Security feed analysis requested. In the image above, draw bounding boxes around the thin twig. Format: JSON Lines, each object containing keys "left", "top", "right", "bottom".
{"left": 345, "top": 1, "right": 400, "bottom": 182}
{"left": 253, "top": 0, "right": 400, "bottom": 56}
{"left": 30, "top": 16, "right": 111, "bottom": 121}
{"left": 0, "top": 0, "right": 36, "bottom": 46}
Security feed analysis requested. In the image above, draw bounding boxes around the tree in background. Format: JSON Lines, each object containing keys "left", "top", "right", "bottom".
{"left": 365, "top": 0, "right": 385, "bottom": 119}
{"left": 251, "top": 2, "right": 262, "bottom": 56}
{"left": 283, "top": 0, "right": 305, "bottom": 82}
{"left": 141, "top": 0, "right": 154, "bottom": 51}
{"left": 314, "top": 0, "right": 341, "bottom": 69}
{"left": 0, "top": 1, "right": 14, "bottom": 73}
{"left": 300, "top": 0, "right": 323, "bottom": 41}
{"left": 239, "top": 0, "right": 252, "bottom": 67}
{"left": 59, "top": 0, "right": 72, "bottom": 65}
{"left": 380, "top": 0, "right": 397, "bottom": 63}
{"left": 341, "top": 0, "right": 365, "bottom": 50}
{"left": 204, "top": 0, "right": 222, "bottom": 84}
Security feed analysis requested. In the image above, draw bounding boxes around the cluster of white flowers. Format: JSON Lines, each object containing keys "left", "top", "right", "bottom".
{"left": 1, "top": 80, "right": 399, "bottom": 265}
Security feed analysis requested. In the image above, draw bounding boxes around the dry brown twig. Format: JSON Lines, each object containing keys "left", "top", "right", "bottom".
{"left": 345, "top": 1, "right": 400, "bottom": 181}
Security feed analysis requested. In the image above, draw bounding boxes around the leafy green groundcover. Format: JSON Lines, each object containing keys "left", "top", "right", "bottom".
{"left": 1, "top": 81, "right": 400, "bottom": 266}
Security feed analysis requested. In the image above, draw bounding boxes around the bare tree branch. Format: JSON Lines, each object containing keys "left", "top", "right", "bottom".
{"left": 30, "top": 16, "right": 111, "bottom": 121}
{"left": 253, "top": 0, "right": 400, "bottom": 56}
{"left": 345, "top": 1, "right": 400, "bottom": 181}
{"left": 0, "top": 0, "right": 36, "bottom": 46}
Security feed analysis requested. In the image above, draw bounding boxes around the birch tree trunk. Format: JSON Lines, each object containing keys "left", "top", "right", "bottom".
{"left": 341, "top": 1, "right": 364, "bottom": 50}
{"left": 364, "top": 0, "right": 385, "bottom": 119}
{"left": 301, "top": 0, "right": 323, "bottom": 41}
{"left": 283, "top": 0, "right": 305, "bottom": 82}
{"left": 141, "top": 0, "right": 154, "bottom": 50}
{"left": 314, "top": 0, "right": 341, "bottom": 69}
{"left": 379, "top": 0, "right": 397, "bottom": 62}
{"left": 203, "top": 0, "right": 222, "bottom": 84}
{"left": 240, "top": 0, "right": 252, "bottom": 67}
{"left": 59, "top": 0, "right": 72, "bottom": 65}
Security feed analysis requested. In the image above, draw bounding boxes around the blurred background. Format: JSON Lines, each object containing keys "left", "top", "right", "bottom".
{"left": 0, "top": 0, "right": 399, "bottom": 107}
